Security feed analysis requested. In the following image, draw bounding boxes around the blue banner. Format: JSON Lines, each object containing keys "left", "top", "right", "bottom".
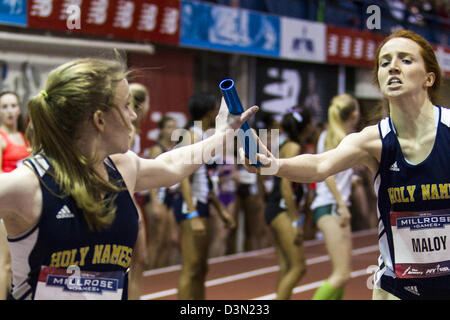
{"left": 181, "top": 1, "right": 280, "bottom": 58}
{"left": 0, "top": 0, "right": 26, "bottom": 26}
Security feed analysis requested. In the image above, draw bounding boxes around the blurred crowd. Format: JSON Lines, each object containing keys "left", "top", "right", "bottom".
{"left": 133, "top": 95, "right": 384, "bottom": 270}
{"left": 203, "top": 0, "right": 450, "bottom": 45}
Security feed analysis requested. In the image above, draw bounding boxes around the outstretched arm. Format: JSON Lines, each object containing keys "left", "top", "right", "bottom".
{"left": 253, "top": 125, "right": 381, "bottom": 183}
{"left": 133, "top": 99, "right": 258, "bottom": 192}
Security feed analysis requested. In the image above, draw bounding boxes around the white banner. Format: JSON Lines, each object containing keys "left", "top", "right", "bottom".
{"left": 0, "top": 53, "right": 69, "bottom": 112}
{"left": 280, "top": 17, "right": 326, "bottom": 63}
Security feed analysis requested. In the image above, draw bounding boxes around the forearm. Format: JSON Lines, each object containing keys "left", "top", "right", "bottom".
{"left": 136, "top": 133, "right": 226, "bottom": 191}
{"left": 277, "top": 153, "right": 327, "bottom": 183}
{"left": 157, "top": 133, "right": 224, "bottom": 183}
{"left": 272, "top": 130, "right": 377, "bottom": 184}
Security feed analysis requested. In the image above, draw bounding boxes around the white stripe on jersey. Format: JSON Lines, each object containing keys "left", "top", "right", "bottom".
{"left": 8, "top": 227, "right": 39, "bottom": 300}
{"left": 373, "top": 173, "right": 396, "bottom": 286}
{"left": 27, "top": 155, "right": 50, "bottom": 178}
{"left": 379, "top": 118, "right": 391, "bottom": 139}
{"left": 441, "top": 106, "right": 450, "bottom": 127}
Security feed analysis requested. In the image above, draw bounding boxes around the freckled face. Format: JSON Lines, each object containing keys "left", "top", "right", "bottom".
{"left": 377, "top": 38, "right": 431, "bottom": 100}
{"left": 104, "top": 79, "right": 137, "bottom": 154}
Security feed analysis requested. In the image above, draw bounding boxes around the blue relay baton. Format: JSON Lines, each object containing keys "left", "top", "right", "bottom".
{"left": 219, "top": 78, "right": 262, "bottom": 168}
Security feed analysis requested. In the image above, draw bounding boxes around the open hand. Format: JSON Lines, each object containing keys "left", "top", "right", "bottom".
{"left": 215, "top": 98, "right": 259, "bottom": 136}
{"left": 190, "top": 216, "right": 206, "bottom": 235}
{"left": 221, "top": 209, "right": 236, "bottom": 230}
{"left": 337, "top": 205, "right": 351, "bottom": 228}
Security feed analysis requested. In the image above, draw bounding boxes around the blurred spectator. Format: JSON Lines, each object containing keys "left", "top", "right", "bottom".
{"left": 0, "top": 91, "right": 30, "bottom": 300}
{"left": 264, "top": 109, "right": 312, "bottom": 299}
{"left": 435, "top": 0, "right": 450, "bottom": 45}
{"left": 144, "top": 116, "right": 180, "bottom": 269}
{"left": 388, "top": 0, "right": 407, "bottom": 23}
{"left": 128, "top": 83, "right": 150, "bottom": 300}
{"left": 406, "top": 0, "right": 426, "bottom": 26}
{"left": 325, "top": 0, "right": 362, "bottom": 28}
{"left": 304, "top": 71, "right": 325, "bottom": 126}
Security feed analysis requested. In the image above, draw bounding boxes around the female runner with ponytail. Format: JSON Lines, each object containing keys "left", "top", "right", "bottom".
{"left": 310, "top": 94, "right": 360, "bottom": 300}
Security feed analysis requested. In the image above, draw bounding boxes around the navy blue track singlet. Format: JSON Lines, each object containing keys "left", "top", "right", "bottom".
{"left": 8, "top": 154, "right": 139, "bottom": 300}
{"left": 374, "top": 105, "right": 450, "bottom": 300}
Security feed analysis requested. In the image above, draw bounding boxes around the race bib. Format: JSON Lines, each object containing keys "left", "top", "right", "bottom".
{"left": 390, "top": 209, "right": 450, "bottom": 279}
{"left": 34, "top": 266, "right": 125, "bottom": 300}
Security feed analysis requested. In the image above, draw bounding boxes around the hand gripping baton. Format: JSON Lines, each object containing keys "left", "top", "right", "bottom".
{"left": 219, "top": 79, "right": 262, "bottom": 167}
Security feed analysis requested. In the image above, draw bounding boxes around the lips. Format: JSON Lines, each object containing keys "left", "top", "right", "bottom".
{"left": 387, "top": 77, "right": 402, "bottom": 85}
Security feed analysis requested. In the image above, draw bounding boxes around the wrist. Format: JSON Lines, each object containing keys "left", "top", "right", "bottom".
{"left": 337, "top": 201, "right": 346, "bottom": 208}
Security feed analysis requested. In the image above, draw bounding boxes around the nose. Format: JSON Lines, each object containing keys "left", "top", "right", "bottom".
{"left": 388, "top": 58, "right": 401, "bottom": 75}
{"left": 130, "top": 108, "right": 137, "bottom": 122}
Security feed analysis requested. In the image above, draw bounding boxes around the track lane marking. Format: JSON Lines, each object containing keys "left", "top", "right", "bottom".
{"left": 143, "top": 229, "right": 377, "bottom": 277}
{"left": 140, "top": 244, "right": 378, "bottom": 300}
{"left": 252, "top": 268, "right": 373, "bottom": 300}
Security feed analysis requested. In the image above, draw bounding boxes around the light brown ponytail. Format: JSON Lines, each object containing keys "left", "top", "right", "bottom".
{"left": 26, "top": 58, "right": 130, "bottom": 231}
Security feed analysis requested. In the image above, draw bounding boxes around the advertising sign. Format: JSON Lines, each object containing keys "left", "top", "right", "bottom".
{"left": 28, "top": 0, "right": 180, "bottom": 44}
{"left": 180, "top": 0, "right": 280, "bottom": 58}
{"left": 327, "top": 26, "right": 384, "bottom": 67}
{"left": 280, "top": 17, "right": 326, "bottom": 63}
{"left": 0, "top": 0, "right": 27, "bottom": 26}
{"left": 255, "top": 57, "right": 338, "bottom": 124}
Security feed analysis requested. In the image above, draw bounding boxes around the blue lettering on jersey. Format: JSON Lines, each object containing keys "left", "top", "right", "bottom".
{"left": 47, "top": 275, "right": 119, "bottom": 294}
{"left": 398, "top": 215, "right": 450, "bottom": 230}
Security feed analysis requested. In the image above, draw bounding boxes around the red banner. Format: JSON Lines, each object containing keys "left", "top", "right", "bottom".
{"left": 433, "top": 45, "right": 450, "bottom": 78}
{"left": 128, "top": 48, "right": 193, "bottom": 154}
{"left": 28, "top": 0, "right": 180, "bottom": 45}
{"left": 326, "top": 26, "right": 385, "bottom": 67}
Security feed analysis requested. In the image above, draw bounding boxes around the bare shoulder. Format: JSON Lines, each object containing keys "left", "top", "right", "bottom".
{"left": 0, "top": 164, "right": 40, "bottom": 219}
{"left": 110, "top": 151, "right": 140, "bottom": 193}
{"left": 357, "top": 124, "right": 382, "bottom": 159}
{"left": 340, "top": 124, "right": 380, "bottom": 148}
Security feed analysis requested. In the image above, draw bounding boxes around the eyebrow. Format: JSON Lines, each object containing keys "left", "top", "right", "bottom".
{"left": 379, "top": 52, "right": 414, "bottom": 60}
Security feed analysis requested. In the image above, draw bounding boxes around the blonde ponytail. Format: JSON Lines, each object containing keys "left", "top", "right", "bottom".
{"left": 324, "top": 94, "right": 358, "bottom": 151}
{"left": 26, "top": 58, "right": 129, "bottom": 231}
